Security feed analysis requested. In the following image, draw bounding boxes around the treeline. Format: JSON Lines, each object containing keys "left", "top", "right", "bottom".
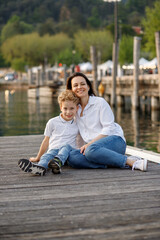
{"left": 0, "top": 0, "right": 156, "bottom": 36}
{"left": 0, "top": 0, "right": 160, "bottom": 71}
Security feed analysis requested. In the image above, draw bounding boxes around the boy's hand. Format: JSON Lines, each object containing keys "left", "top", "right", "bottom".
{"left": 29, "top": 157, "right": 39, "bottom": 162}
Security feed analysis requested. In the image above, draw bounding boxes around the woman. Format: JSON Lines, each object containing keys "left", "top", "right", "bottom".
{"left": 66, "top": 72, "right": 147, "bottom": 171}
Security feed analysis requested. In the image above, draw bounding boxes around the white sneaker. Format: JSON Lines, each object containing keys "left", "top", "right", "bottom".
{"left": 128, "top": 156, "right": 142, "bottom": 162}
{"left": 130, "top": 156, "right": 148, "bottom": 171}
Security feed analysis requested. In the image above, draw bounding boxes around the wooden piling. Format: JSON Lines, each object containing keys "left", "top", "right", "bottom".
{"left": 90, "top": 45, "right": 98, "bottom": 95}
{"left": 64, "top": 64, "right": 67, "bottom": 85}
{"left": 132, "top": 36, "right": 141, "bottom": 110}
{"left": 111, "top": 0, "right": 118, "bottom": 108}
{"left": 39, "top": 69, "right": 43, "bottom": 86}
{"left": 28, "top": 69, "right": 33, "bottom": 85}
{"left": 117, "top": 95, "right": 125, "bottom": 107}
{"left": 111, "top": 42, "right": 118, "bottom": 107}
{"left": 132, "top": 109, "right": 139, "bottom": 147}
{"left": 151, "top": 96, "right": 160, "bottom": 111}
{"left": 36, "top": 69, "right": 40, "bottom": 99}
{"left": 155, "top": 31, "right": 160, "bottom": 105}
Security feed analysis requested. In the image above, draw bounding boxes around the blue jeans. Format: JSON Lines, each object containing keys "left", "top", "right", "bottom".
{"left": 67, "top": 135, "right": 127, "bottom": 169}
{"left": 38, "top": 144, "right": 73, "bottom": 169}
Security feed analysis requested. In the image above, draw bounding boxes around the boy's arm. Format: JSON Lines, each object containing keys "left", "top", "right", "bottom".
{"left": 30, "top": 136, "right": 49, "bottom": 162}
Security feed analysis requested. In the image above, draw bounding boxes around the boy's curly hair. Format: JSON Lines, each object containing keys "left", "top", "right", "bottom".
{"left": 58, "top": 90, "right": 80, "bottom": 106}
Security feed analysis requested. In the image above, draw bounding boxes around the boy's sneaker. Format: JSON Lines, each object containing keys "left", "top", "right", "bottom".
{"left": 48, "top": 158, "right": 62, "bottom": 174}
{"left": 18, "top": 159, "right": 46, "bottom": 176}
{"left": 129, "top": 156, "right": 148, "bottom": 171}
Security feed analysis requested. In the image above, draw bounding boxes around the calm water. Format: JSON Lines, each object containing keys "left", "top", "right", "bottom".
{"left": 0, "top": 89, "right": 160, "bottom": 153}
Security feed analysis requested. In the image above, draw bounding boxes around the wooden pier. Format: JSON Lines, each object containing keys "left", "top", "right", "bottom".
{"left": 0, "top": 135, "right": 160, "bottom": 239}
{"left": 101, "top": 74, "right": 160, "bottom": 110}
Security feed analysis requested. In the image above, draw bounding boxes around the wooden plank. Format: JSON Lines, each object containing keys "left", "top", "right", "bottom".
{"left": 126, "top": 145, "right": 160, "bottom": 164}
{"left": 0, "top": 135, "right": 160, "bottom": 240}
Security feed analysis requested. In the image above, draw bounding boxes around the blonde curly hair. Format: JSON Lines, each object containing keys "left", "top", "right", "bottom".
{"left": 58, "top": 90, "right": 80, "bottom": 106}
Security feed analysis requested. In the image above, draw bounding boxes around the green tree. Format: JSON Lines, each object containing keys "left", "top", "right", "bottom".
{"left": 120, "top": 24, "right": 135, "bottom": 37}
{"left": 57, "top": 48, "right": 82, "bottom": 67}
{"left": 1, "top": 33, "right": 42, "bottom": 66}
{"left": 37, "top": 18, "right": 56, "bottom": 36}
{"left": 106, "top": 23, "right": 135, "bottom": 40}
{"left": 40, "top": 33, "right": 72, "bottom": 64}
{"left": 125, "top": 0, "right": 154, "bottom": 14}
{"left": 87, "top": 7, "right": 101, "bottom": 28}
{"left": 1, "top": 15, "right": 33, "bottom": 43}
{"left": 11, "top": 58, "right": 27, "bottom": 72}
{"left": 0, "top": 0, "right": 157, "bottom": 34}
{"left": 0, "top": 51, "right": 9, "bottom": 67}
{"left": 74, "top": 30, "right": 113, "bottom": 62}
{"left": 1, "top": 32, "right": 72, "bottom": 69}
{"left": 119, "top": 35, "right": 133, "bottom": 66}
{"left": 55, "top": 20, "right": 81, "bottom": 37}
{"left": 142, "top": 0, "right": 160, "bottom": 58}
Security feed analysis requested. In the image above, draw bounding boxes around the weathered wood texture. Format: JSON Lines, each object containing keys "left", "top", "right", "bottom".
{"left": 102, "top": 74, "right": 159, "bottom": 97}
{"left": 0, "top": 135, "right": 160, "bottom": 240}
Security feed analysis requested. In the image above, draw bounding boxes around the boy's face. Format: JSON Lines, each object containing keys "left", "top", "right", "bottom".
{"left": 60, "top": 100, "right": 78, "bottom": 121}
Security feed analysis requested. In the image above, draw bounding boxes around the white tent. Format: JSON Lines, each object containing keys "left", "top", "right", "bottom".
{"left": 144, "top": 57, "right": 157, "bottom": 69}
{"left": 98, "top": 60, "right": 113, "bottom": 70}
{"left": 31, "top": 66, "right": 42, "bottom": 73}
{"left": 98, "top": 60, "right": 124, "bottom": 77}
{"left": 79, "top": 62, "right": 92, "bottom": 72}
{"left": 97, "top": 60, "right": 113, "bottom": 76}
{"left": 139, "top": 58, "right": 150, "bottom": 69}
{"left": 122, "top": 58, "right": 154, "bottom": 70}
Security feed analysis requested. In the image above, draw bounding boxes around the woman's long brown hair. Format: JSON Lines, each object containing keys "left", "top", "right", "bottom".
{"left": 66, "top": 72, "right": 96, "bottom": 96}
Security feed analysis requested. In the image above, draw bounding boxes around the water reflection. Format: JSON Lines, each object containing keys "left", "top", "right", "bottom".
{"left": 0, "top": 89, "right": 59, "bottom": 136}
{"left": 114, "top": 105, "right": 160, "bottom": 153}
{"left": 131, "top": 109, "right": 139, "bottom": 147}
{"left": 27, "top": 95, "right": 60, "bottom": 134}
{"left": 0, "top": 89, "right": 160, "bottom": 153}
{"left": 5, "top": 90, "right": 9, "bottom": 103}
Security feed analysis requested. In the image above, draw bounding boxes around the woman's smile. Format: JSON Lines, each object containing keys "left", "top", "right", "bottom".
{"left": 71, "top": 76, "right": 90, "bottom": 98}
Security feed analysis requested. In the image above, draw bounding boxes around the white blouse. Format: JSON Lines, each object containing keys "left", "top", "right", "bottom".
{"left": 76, "top": 96, "right": 125, "bottom": 143}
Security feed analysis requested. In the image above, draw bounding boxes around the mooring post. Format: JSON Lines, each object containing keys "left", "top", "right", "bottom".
{"left": 110, "top": 0, "right": 119, "bottom": 108}
{"left": 151, "top": 96, "right": 159, "bottom": 111}
{"left": 132, "top": 36, "right": 141, "bottom": 110}
{"left": 117, "top": 95, "right": 125, "bottom": 107}
{"left": 90, "top": 45, "right": 98, "bottom": 95}
{"left": 132, "top": 109, "right": 139, "bottom": 147}
{"left": 36, "top": 69, "right": 40, "bottom": 99}
{"left": 39, "top": 69, "right": 43, "bottom": 86}
{"left": 154, "top": 31, "right": 160, "bottom": 109}
{"left": 111, "top": 42, "right": 118, "bottom": 107}
{"left": 64, "top": 64, "right": 67, "bottom": 85}
{"left": 28, "top": 69, "right": 33, "bottom": 86}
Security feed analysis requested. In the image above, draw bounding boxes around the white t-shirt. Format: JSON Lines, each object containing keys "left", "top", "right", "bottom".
{"left": 76, "top": 96, "right": 125, "bottom": 143}
{"left": 44, "top": 115, "right": 79, "bottom": 151}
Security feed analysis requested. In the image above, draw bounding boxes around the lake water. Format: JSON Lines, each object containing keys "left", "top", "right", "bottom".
{"left": 0, "top": 89, "right": 160, "bottom": 153}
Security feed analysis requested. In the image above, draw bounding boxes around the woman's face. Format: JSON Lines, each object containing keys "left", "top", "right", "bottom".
{"left": 71, "top": 76, "right": 90, "bottom": 98}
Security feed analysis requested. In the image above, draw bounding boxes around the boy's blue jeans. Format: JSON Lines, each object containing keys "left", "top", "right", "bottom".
{"left": 67, "top": 135, "right": 127, "bottom": 169}
{"left": 38, "top": 144, "right": 73, "bottom": 169}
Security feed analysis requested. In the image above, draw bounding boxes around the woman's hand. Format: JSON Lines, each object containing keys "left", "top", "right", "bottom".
{"left": 80, "top": 143, "right": 90, "bottom": 155}
{"left": 29, "top": 157, "right": 40, "bottom": 162}
{"left": 80, "top": 135, "right": 107, "bottom": 155}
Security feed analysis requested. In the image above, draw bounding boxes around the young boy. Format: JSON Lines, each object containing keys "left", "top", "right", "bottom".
{"left": 18, "top": 90, "right": 80, "bottom": 176}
